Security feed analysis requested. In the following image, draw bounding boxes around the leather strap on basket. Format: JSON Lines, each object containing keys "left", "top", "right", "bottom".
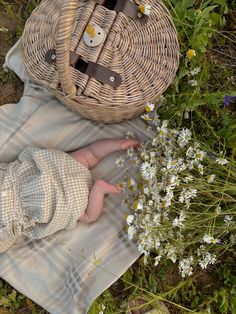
{"left": 96, "top": 0, "right": 149, "bottom": 22}
{"left": 69, "top": 52, "right": 122, "bottom": 87}
{"left": 46, "top": 50, "right": 122, "bottom": 88}
{"left": 84, "top": 61, "right": 122, "bottom": 88}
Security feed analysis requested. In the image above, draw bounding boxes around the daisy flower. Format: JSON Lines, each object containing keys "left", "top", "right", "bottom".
{"left": 141, "top": 162, "right": 156, "bottom": 180}
{"left": 179, "top": 256, "right": 194, "bottom": 277}
{"left": 189, "top": 67, "right": 201, "bottom": 76}
{"left": 145, "top": 102, "right": 155, "bottom": 112}
{"left": 195, "top": 149, "right": 205, "bottom": 161}
{"left": 178, "top": 128, "right": 192, "bottom": 147}
{"left": 216, "top": 157, "right": 229, "bottom": 165}
{"left": 224, "top": 215, "right": 233, "bottom": 227}
{"left": 141, "top": 113, "right": 152, "bottom": 121}
{"left": 189, "top": 79, "right": 198, "bottom": 87}
{"left": 207, "top": 174, "right": 216, "bottom": 183}
{"left": 115, "top": 157, "right": 125, "bottom": 167}
{"left": 127, "top": 226, "right": 136, "bottom": 239}
{"left": 199, "top": 252, "right": 216, "bottom": 269}
{"left": 127, "top": 177, "right": 136, "bottom": 189}
{"left": 126, "top": 131, "right": 134, "bottom": 139}
{"left": 203, "top": 234, "right": 220, "bottom": 244}
{"left": 126, "top": 215, "right": 134, "bottom": 225}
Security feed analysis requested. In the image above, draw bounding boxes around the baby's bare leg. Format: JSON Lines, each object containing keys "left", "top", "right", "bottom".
{"left": 70, "top": 138, "right": 140, "bottom": 169}
{"left": 79, "top": 179, "right": 121, "bottom": 223}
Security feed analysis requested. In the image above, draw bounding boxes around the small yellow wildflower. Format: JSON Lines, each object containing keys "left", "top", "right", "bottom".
{"left": 186, "top": 49, "right": 196, "bottom": 59}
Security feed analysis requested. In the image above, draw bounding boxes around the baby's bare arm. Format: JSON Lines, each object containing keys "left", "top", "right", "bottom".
{"left": 79, "top": 179, "right": 121, "bottom": 223}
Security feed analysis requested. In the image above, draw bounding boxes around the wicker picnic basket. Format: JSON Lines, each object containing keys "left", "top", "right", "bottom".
{"left": 21, "top": 0, "right": 179, "bottom": 123}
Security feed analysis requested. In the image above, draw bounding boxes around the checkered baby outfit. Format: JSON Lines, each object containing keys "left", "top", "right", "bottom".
{"left": 0, "top": 147, "right": 92, "bottom": 253}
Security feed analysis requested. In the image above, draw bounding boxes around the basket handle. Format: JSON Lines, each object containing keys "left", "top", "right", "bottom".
{"left": 56, "top": 0, "right": 78, "bottom": 96}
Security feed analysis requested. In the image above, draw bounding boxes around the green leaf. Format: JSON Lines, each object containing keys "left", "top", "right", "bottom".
{"left": 8, "top": 290, "right": 17, "bottom": 302}
{"left": 197, "top": 5, "right": 219, "bottom": 19}
{"left": 195, "top": 5, "right": 219, "bottom": 30}
{"left": 0, "top": 296, "right": 11, "bottom": 307}
{"left": 210, "top": 12, "right": 221, "bottom": 25}
{"left": 223, "top": 266, "right": 230, "bottom": 279}
{"left": 213, "top": 0, "right": 227, "bottom": 7}
{"left": 200, "top": 0, "right": 213, "bottom": 10}
{"left": 182, "top": 0, "right": 195, "bottom": 8}
{"left": 229, "top": 275, "right": 236, "bottom": 286}
{"left": 122, "top": 268, "right": 133, "bottom": 288}
{"left": 232, "top": 295, "right": 236, "bottom": 314}
{"left": 191, "top": 33, "right": 209, "bottom": 51}
{"left": 87, "top": 300, "right": 101, "bottom": 314}
{"left": 148, "top": 273, "right": 158, "bottom": 293}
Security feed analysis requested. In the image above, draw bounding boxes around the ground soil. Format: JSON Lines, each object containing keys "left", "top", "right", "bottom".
{"left": 0, "top": 5, "right": 24, "bottom": 105}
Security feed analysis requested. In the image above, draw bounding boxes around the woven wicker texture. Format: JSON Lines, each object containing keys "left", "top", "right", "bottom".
{"left": 22, "top": 0, "right": 179, "bottom": 123}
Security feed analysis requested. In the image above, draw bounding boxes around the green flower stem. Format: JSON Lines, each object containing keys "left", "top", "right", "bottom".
{"left": 195, "top": 110, "right": 222, "bottom": 142}
{"left": 164, "top": 0, "right": 190, "bottom": 48}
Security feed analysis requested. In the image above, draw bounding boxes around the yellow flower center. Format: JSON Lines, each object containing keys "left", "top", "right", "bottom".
{"left": 145, "top": 106, "right": 151, "bottom": 112}
{"left": 133, "top": 201, "right": 138, "bottom": 209}
{"left": 138, "top": 183, "right": 143, "bottom": 191}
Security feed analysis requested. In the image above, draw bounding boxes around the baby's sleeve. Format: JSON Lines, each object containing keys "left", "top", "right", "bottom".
{"left": 0, "top": 147, "right": 92, "bottom": 253}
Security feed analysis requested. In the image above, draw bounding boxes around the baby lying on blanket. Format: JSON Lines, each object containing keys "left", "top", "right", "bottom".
{"left": 0, "top": 138, "right": 139, "bottom": 253}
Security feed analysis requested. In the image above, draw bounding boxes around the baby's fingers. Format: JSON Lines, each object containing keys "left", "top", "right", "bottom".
{"left": 120, "top": 139, "right": 140, "bottom": 150}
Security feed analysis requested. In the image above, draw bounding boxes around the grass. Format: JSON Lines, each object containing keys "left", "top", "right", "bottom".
{"left": 0, "top": 0, "right": 236, "bottom": 313}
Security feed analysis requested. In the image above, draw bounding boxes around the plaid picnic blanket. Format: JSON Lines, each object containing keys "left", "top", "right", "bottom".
{"left": 0, "top": 40, "right": 154, "bottom": 314}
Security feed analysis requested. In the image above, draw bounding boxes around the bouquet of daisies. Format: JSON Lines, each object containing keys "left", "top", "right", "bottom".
{"left": 122, "top": 106, "right": 236, "bottom": 278}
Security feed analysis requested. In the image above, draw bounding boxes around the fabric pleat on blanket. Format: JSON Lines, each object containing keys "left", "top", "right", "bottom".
{"left": 0, "top": 40, "right": 154, "bottom": 314}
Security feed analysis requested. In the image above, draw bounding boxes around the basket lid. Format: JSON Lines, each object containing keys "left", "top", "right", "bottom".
{"left": 22, "top": 0, "right": 179, "bottom": 108}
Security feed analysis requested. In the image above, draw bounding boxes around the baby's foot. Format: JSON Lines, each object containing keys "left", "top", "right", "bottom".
{"left": 79, "top": 179, "right": 121, "bottom": 223}
{"left": 94, "top": 179, "right": 121, "bottom": 194}
{"left": 70, "top": 138, "right": 140, "bottom": 169}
